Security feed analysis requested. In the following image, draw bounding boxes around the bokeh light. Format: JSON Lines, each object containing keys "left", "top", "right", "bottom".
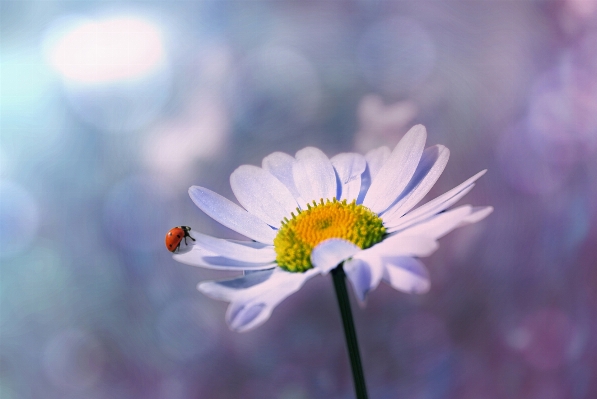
{"left": 507, "top": 308, "right": 581, "bottom": 371}
{"left": 44, "top": 15, "right": 166, "bottom": 84}
{"left": 43, "top": 14, "right": 172, "bottom": 133}
{"left": 62, "top": 70, "right": 172, "bottom": 133}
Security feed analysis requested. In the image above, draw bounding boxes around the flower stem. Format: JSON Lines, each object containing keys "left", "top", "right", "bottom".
{"left": 331, "top": 264, "right": 369, "bottom": 399}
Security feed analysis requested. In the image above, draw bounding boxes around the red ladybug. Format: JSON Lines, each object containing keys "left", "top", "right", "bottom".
{"left": 165, "top": 226, "right": 196, "bottom": 253}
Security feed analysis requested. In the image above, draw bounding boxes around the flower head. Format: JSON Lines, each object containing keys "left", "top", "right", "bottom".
{"left": 174, "top": 125, "right": 493, "bottom": 332}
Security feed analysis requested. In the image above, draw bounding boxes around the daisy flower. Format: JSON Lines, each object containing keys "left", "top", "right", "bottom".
{"left": 174, "top": 124, "right": 492, "bottom": 332}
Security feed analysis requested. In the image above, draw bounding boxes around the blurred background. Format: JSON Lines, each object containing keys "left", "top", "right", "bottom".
{"left": 2, "top": 0, "right": 597, "bottom": 398}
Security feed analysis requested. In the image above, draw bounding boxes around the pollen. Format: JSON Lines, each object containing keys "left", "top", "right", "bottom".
{"left": 274, "top": 198, "right": 385, "bottom": 273}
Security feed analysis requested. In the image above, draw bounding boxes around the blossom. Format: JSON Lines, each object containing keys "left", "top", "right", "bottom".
{"left": 174, "top": 125, "right": 492, "bottom": 332}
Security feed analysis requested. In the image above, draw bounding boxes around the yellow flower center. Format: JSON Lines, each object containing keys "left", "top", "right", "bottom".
{"left": 274, "top": 198, "right": 386, "bottom": 272}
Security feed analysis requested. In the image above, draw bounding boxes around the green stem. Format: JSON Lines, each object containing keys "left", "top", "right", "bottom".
{"left": 331, "top": 264, "right": 369, "bottom": 399}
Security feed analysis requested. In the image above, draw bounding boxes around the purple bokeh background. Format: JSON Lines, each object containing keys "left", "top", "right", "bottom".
{"left": 2, "top": 1, "right": 597, "bottom": 398}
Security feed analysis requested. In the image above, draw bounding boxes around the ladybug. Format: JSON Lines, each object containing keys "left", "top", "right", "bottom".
{"left": 165, "top": 226, "right": 196, "bottom": 253}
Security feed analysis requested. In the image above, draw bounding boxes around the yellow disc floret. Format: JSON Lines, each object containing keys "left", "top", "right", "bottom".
{"left": 274, "top": 198, "right": 385, "bottom": 273}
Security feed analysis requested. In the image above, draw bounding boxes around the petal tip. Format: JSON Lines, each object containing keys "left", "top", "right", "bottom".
{"left": 438, "top": 144, "right": 450, "bottom": 157}
{"left": 406, "top": 124, "right": 427, "bottom": 138}
{"left": 461, "top": 205, "right": 494, "bottom": 225}
{"left": 412, "top": 282, "right": 431, "bottom": 294}
{"left": 355, "top": 289, "right": 370, "bottom": 305}
{"left": 227, "top": 302, "right": 269, "bottom": 333}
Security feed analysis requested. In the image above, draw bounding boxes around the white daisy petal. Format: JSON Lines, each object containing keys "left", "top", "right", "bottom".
{"left": 189, "top": 186, "right": 277, "bottom": 244}
{"left": 191, "top": 232, "right": 276, "bottom": 262}
{"left": 197, "top": 268, "right": 276, "bottom": 302}
{"left": 331, "top": 153, "right": 367, "bottom": 203}
{"left": 175, "top": 246, "right": 276, "bottom": 270}
{"left": 383, "top": 257, "right": 430, "bottom": 294}
{"left": 223, "top": 268, "right": 319, "bottom": 332}
{"left": 310, "top": 239, "right": 361, "bottom": 274}
{"left": 384, "top": 169, "right": 486, "bottom": 231}
{"left": 357, "top": 146, "right": 392, "bottom": 204}
{"left": 382, "top": 145, "right": 450, "bottom": 219}
{"left": 386, "top": 186, "right": 475, "bottom": 232}
{"left": 365, "top": 146, "right": 392, "bottom": 180}
{"left": 230, "top": 165, "right": 298, "bottom": 227}
{"left": 395, "top": 205, "right": 473, "bottom": 240}
{"left": 344, "top": 258, "right": 372, "bottom": 303}
{"left": 363, "top": 125, "right": 428, "bottom": 213}
{"left": 261, "top": 151, "right": 303, "bottom": 201}
{"left": 293, "top": 147, "right": 337, "bottom": 203}
{"left": 352, "top": 250, "right": 384, "bottom": 292}
{"left": 366, "top": 235, "right": 439, "bottom": 258}
{"left": 243, "top": 270, "right": 264, "bottom": 276}
{"left": 226, "top": 301, "right": 272, "bottom": 332}
{"left": 458, "top": 206, "right": 493, "bottom": 226}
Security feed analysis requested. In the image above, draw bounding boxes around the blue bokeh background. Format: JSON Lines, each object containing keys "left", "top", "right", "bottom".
{"left": 2, "top": 1, "right": 597, "bottom": 398}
